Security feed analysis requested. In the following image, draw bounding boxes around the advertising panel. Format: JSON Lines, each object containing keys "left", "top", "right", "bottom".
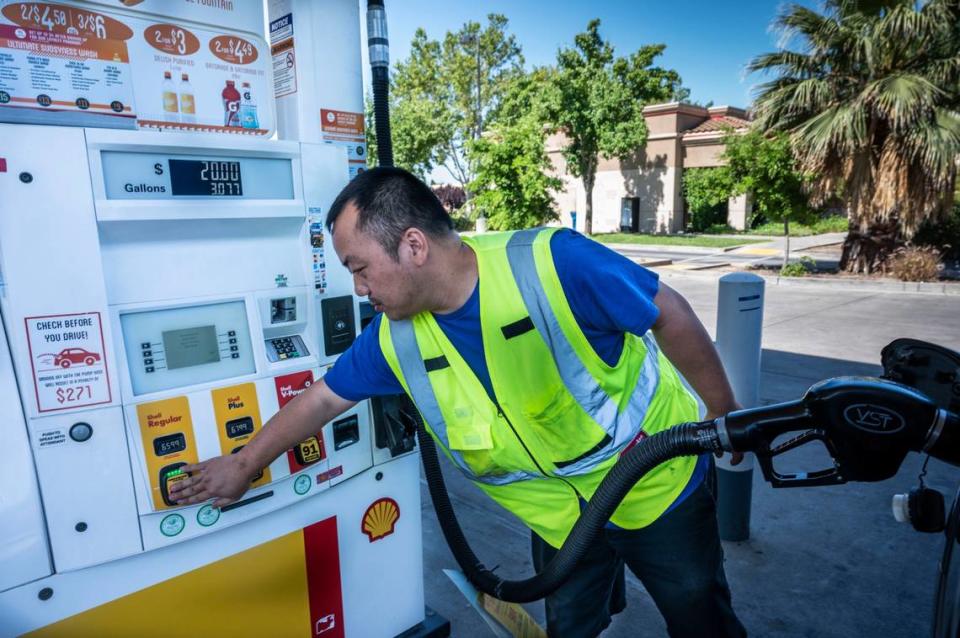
{"left": 0, "top": 1, "right": 274, "bottom": 134}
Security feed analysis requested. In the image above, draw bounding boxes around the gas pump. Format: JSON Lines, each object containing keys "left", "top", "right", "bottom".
{"left": 0, "top": 1, "right": 442, "bottom": 636}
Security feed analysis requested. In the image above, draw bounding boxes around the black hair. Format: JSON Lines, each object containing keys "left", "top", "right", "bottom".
{"left": 325, "top": 166, "right": 455, "bottom": 259}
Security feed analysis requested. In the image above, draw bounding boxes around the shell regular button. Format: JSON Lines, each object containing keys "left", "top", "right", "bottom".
{"left": 69, "top": 422, "right": 93, "bottom": 442}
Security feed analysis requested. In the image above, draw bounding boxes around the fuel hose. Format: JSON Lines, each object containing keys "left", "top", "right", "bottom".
{"left": 415, "top": 410, "right": 722, "bottom": 603}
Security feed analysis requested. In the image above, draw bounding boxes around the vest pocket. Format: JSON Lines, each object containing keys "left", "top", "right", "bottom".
{"left": 520, "top": 387, "right": 609, "bottom": 469}
{"left": 447, "top": 408, "right": 494, "bottom": 450}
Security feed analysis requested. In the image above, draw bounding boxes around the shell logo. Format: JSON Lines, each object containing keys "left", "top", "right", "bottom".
{"left": 361, "top": 497, "right": 400, "bottom": 542}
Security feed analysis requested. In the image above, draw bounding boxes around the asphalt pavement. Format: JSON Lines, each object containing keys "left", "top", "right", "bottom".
{"left": 420, "top": 266, "right": 960, "bottom": 637}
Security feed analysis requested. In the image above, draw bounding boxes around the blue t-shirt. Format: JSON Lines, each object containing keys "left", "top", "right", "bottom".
{"left": 325, "top": 229, "right": 706, "bottom": 514}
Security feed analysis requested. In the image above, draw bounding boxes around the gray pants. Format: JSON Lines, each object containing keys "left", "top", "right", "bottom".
{"left": 531, "top": 481, "right": 746, "bottom": 637}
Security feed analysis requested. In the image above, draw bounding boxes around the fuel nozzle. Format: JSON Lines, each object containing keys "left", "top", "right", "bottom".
{"left": 716, "top": 377, "right": 956, "bottom": 487}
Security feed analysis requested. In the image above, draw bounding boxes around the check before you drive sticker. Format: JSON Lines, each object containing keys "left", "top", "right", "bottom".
{"left": 25, "top": 311, "right": 112, "bottom": 412}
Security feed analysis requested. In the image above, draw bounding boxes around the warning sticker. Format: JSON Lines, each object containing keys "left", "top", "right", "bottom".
{"left": 270, "top": 12, "right": 296, "bottom": 98}
{"left": 320, "top": 108, "right": 367, "bottom": 180}
{"left": 25, "top": 311, "right": 112, "bottom": 413}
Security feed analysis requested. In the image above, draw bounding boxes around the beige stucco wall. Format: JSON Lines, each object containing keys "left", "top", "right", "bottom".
{"left": 548, "top": 103, "right": 747, "bottom": 233}
{"left": 682, "top": 139, "right": 726, "bottom": 168}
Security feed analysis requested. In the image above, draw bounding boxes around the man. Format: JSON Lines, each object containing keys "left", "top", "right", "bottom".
{"left": 171, "top": 167, "right": 747, "bottom": 638}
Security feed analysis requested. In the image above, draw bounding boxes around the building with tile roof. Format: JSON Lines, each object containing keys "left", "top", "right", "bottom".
{"left": 547, "top": 102, "right": 753, "bottom": 234}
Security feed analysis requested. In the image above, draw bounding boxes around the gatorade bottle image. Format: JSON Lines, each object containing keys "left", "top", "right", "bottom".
{"left": 179, "top": 73, "right": 196, "bottom": 124}
{"left": 162, "top": 71, "right": 178, "bottom": 122}
{"left": 239, "top": 82, "right": 259, "bottom": 129}
{"left": 222, "top": 80, "right": 241, "bottom": 127}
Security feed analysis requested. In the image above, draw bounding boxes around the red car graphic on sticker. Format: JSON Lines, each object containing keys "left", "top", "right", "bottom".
{"left": 54, "top": 348, "right": 100, "bottom": 368}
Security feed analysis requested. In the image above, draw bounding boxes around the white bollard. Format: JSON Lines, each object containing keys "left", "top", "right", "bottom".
{"left": 714, "top": 273, "right": 765, "bottom": 541}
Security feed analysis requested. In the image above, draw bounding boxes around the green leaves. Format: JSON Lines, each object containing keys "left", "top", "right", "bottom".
{"left": 544, "top": 20, "right": 684, "bottom": 233}
{"left": 749, "top": 0, "right": 960, "bottom": 265}
{"left": 373, "top": 14, "right": 525, "bottom": 186}
{"left": 468, "top": 115, "right": 561, "bottom": 230}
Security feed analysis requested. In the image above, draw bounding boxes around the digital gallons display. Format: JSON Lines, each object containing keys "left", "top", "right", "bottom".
{"left": 168, "top": 159, "right": 243, "bottom": 196}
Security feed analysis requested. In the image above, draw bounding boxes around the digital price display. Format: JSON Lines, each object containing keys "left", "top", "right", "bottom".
{"left": 226, "top": 417, "right": 255, "bottom": 439}
{"left": 169, "top": 159, "right": 243, "bottom": 196}
{"left": 153, "top": 433, "right": 187, "bottom": 457}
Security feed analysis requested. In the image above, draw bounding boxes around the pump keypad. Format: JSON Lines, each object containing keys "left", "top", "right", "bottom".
{"left": 265, "top": 335, "right": 308, "bottom": 362}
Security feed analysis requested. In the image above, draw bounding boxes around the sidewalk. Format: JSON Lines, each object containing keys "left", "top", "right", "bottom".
{"left": 610, "top": 231, "right": 960, "bottom": 296}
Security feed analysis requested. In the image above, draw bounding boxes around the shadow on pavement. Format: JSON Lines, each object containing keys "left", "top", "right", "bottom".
{"left": 419, "top": 349, "right": 955, "bottom": 637}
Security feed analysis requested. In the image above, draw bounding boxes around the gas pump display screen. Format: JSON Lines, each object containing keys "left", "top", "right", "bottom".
{"left": 120, "top": 301, "right": 256, "bottom": 396}
{"left": 169, "top": 160, "right": 243, "bottom": 196}
{"left": 162, "top": 325, "right": 221, "bottom": 369}
{"left": 100, "top": 151, "right": 295, "bottom": 200}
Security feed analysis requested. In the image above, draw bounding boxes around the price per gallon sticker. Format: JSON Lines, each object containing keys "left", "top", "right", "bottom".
{"left": 25, "top": 311, "right": 112, "bottom": 413}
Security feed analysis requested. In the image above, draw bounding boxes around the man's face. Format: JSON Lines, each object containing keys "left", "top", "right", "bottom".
{"left": 332, "top": 203, "right": 421, "bottom": 320}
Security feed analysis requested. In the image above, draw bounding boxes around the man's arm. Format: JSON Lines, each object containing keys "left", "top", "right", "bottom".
{"left": 169, "top": 378, "right": 356, "bottom": 507}
{"left": 652, "top": 282, "right": 744, "bottom": 464}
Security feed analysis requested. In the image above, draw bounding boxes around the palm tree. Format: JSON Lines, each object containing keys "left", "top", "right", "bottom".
{"left": 748, "top": 0, "right": 960, "bottom": 273}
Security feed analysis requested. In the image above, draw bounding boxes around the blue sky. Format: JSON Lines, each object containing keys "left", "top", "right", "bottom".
{"left": 365, "top": 1, "right": 811, "bottom": 109}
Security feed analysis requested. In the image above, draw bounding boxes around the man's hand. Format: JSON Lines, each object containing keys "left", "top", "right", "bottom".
{"left": 706, "top": 405, "right": 744, "bottom": 466}
{"left": 167, "top": 378, "right": 355, "bottom": 508}
{"left": 169, "top": 451, "right": 257, "bottom": 508}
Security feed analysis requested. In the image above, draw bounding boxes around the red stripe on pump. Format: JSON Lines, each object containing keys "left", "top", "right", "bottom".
{"left": 303, "top": 516, "right": 346, "bottom": 638}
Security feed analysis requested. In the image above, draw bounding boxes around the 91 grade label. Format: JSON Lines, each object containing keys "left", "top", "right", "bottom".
{"left": 25, "top": 311, "right": 112, "bottom": 413}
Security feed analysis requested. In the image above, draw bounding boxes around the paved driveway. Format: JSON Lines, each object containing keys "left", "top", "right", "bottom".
{"left": 421, "top": 270, "right": 960, "bottom": 637}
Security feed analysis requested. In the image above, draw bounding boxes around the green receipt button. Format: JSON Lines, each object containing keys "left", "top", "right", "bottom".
{"left": 294, "top": 474, "right": 312, "bottom": 495}
{"left": 160, "top": 513, "right": 185, "bottom": 537}
{"left": 197, "top": 505, "right": 220, "bottom": 527}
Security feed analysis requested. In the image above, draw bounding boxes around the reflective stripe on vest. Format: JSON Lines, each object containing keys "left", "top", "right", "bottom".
{"left": 505, "top": 228, "right": 661, "bottom": 477}
{"left": 389, "top": 318, "right": 540, "bottom": 486}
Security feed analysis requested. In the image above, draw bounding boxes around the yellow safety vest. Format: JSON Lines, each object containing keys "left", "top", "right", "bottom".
{"left": 380, "top": 227, "right": 698, "bottom": 547}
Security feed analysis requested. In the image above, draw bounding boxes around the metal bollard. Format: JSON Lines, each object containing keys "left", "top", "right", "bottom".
{"left": 714, "top": 273, "right": 765, "bottom": 541}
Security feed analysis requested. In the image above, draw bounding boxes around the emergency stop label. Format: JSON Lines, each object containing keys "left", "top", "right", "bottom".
{"left": 25, "top": 311, "right": 112, "bottom": 413}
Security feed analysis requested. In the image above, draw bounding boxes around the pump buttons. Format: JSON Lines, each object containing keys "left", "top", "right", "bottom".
{"left": 69, "top": 422, "right": 93, "bottom": 442}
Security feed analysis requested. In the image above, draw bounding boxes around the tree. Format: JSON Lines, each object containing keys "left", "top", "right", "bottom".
{"left": 468, "top": 114, "right": 562, "bottom": 230}
{"left": 682, "top": 167, "right": 734, "bottom": 232}
{"left": 723, "top": 129, "right": 816, "bottom": 270}
{"left": 748, "top": 0, "right": 960, "bottom": 273}
{"left": 382, "top": 16, "right": 524, "bottom": 189}
{"left": 544, "top": 20, "right": 686, "bottom": 235}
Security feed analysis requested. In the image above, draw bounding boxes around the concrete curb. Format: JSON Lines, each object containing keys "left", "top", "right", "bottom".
{"left": 604, "top": 242, "right": 721, "bottom": 255}
{"left": 654, "top": 266, "right": 960, "bottom": 296}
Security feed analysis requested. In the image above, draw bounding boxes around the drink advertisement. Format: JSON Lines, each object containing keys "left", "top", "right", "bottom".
{"left": 0, "top": 1, "right": 274, "bottom": 135}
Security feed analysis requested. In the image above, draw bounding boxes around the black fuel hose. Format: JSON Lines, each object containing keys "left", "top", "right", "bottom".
{"left": 415, "top": 411, "right": 723, "bottom": 603}
{"left": 367, "top": 0, "right": 393, "bottom": 167}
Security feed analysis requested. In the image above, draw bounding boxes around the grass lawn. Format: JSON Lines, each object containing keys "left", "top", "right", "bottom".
{"left": 592, "top": 233, "right": 767, "bottom": 249}
{"left": 745, "top": 215, "right": 848, "bottom": 236}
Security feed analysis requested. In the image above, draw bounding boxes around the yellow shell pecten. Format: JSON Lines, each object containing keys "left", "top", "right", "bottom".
{"left": 362, "top": 498, "right": 400, "bottom": 542}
